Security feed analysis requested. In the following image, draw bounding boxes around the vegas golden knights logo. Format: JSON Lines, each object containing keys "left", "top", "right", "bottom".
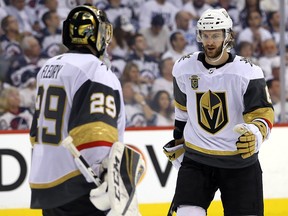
{"left": 190, "top": 75, "right": 199, "bottom": 90}
{"left": 196, "top": 90, "right": 228, "bottom": 134}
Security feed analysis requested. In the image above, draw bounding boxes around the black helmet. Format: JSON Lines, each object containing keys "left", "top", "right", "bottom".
{"left": 62, "top": 5, "right": 113, "bottom": 57}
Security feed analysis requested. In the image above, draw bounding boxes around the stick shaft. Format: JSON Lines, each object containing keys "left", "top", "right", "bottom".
{"left": 62, "top": 136, "right": 102, "bottom": 186}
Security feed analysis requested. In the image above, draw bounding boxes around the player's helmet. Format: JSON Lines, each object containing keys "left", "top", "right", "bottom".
{"left": 62, "top": 5, "right": 113, "bottom": 57}
{"left": 196, "top": 8, "right": 233, "bottom": 43}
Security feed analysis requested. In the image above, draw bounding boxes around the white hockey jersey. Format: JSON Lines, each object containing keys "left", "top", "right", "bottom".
{"left": 29, "top": 52, "right": 125, "bottom": 209}
{"left": 173, "top": 52, "right": 274, "bottom": 168}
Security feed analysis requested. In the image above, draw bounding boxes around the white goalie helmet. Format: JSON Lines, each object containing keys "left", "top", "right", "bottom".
{"left": 196, "top": 8, "right": 233, "bottom": 43}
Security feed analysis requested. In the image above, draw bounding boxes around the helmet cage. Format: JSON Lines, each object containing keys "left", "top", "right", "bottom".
{"left": 63, "top": 5, "right": 113, "bottom": 57}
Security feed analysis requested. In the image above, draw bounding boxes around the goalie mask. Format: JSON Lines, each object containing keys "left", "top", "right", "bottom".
{"left": 196, "top": 8, "right": 234, "bottom": 50}
{"left": 62, "top": 5, "right": 113, "bottom": 57}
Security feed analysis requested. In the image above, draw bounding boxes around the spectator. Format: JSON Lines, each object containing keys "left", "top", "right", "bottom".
{"left": 212, "top": 0, "right": 241, "bottom": 34}
{"left": 103, "top": 0, "right": 133, "bottom": 28}
{"left": 5, "top": 35, "right": 47, "bottom": 87}
{"left": 47, "top": 0, "right": 85, "bottom": 23}
{"left": 236, "top": 41, "right": 258, "bottom": 65}
{"left": 0, "top": 86, "right": 33, "bottom": 130}
{"left": 270, "top": 57, "right": 288, "bottom": 95}
{"left": 267, "top": 10, "right": 288, "bottom": 48}
{"left": 5, "top": 0, "right": 37, "bottom": 35}
{"left": 108, "top": 15, "right": 134, "bottom": 59}
{"left": 38, "top": 10, "right": 62, "bottom": 58}
{"left": 127, "top": 33, "right": 160, "bottom": 83}
{"left": 122, "top": 0, "right": 146, "bottom": 21}
{"left": 36, "top": 0, "right": 59, "bottom": 29}
{"left": 139, "top": 0, "right": 179, "bottom": 30}
{"left": 0, "top": 1, "right": 8, "bottom": 34}
{"left": 122, "top": 81, "right": 155, "bottom": 127}
{"left": 18, "top": 73, "right": 36, "bottom": 114}
{"left": 174, "top": 10, "right": 199, "bottom": 53}
{"left": 0, "top": 15, "right": 22, "bottom": 59}
{"left": 266, "top": 78, "right": 288, "bottom": 123}
{"left": 239, "top": 0, "right": 267, "bottom": 29}
{"left": 166, "top": 0, "right": 190, "bottom": 9}
{"left": 182, "top": 0, "right": 212, "bottom": 28}
{"left": 106, "top": 35, "right": 127, "bottom": 79}
{"left": 237, "top": 10, "right": 273, "bottom": 57}
{"left": 161, "top": 31, "right": 188, "bottom": 62}
{"left": 151, "top": 57, "right": 174, "bottom": 100}
{"left": 258, "top": 38, "right": 280, "bottom": 77}
{"left": 139, "top": 14, "right": 170, "bottom": 60}
{"left": 150, "top": 90, "right": 174, "bottom": 126}
{"left": 121, "top": 61, "right": 151, "bottom": 100}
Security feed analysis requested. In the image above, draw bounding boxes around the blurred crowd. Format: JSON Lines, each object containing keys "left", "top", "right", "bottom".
{"left": 0, "top": 0, "right": 288, "bottom": 130}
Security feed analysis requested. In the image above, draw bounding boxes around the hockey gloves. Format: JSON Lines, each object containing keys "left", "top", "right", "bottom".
{"left": 234, "top": 122, "right": 265, "bottom": 159}
{"left": 163, "top": 139, "right": 185, "bottom": 170}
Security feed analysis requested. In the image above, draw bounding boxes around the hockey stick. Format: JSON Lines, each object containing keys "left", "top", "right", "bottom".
{"left": 61, "top": 136, "right": 102, "bottom": 187}
{"left": 167, "top": 195, "right": 175, "bottom": 216}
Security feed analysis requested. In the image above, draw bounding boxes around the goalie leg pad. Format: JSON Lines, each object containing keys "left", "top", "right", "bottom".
{"left": 107, "top": 142, "right": 145, "bottom": 216}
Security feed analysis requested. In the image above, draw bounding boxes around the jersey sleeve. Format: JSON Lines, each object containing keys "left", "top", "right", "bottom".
{"left": 68, "top": 78, "right": 122, "bottom": 149}
{"left": 242, "top": 64, "right": 274, "bottom": 131}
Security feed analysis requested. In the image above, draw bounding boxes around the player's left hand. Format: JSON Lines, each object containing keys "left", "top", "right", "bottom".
{"left": 234, "top": 123, "right": 263, "bottom": 159}
{"left": 163, "top": 139, "right": 185, "bottom": 170}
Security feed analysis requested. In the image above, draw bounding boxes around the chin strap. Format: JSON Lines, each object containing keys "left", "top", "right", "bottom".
{"left": 205, "top": 41, "right": 229, "bottom": 63}
{"left": 205, "top": 31, "right": 231, "bottom": 63}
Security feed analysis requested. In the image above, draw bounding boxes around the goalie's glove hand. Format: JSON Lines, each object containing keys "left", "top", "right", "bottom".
{"left": 234, "top": 123, "right": 263, "bottom": 159}
{"left": 89, "top": 158, "right": 110, "bottom": 211}
{"left": 89, "top": 175, "right": 110, "bottom": 211}
{"left": 163, "top": 139, "right": 185, "bottom": 170}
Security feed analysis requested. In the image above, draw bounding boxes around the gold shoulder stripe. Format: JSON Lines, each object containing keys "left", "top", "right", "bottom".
{"left": 69, "top": 121, "right": 118, "bottom": 147}
{"left": 174, "top": 100, "right": 187, "bottom": 111}
{"left": 30, "top": 136, "right": 36, "bottom": 146}
{"left": 243, "top": 107, "right": 274, "bottom": 125}
{"left": 30, "top": 170, "right": 81, "bottom": 189}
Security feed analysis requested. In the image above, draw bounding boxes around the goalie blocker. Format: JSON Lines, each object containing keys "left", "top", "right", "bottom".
{"left": 107, "top": 142, "right": 145, "bottom": 216}
{"left": 62, "top": 137, "right": 145, "bottom": 216}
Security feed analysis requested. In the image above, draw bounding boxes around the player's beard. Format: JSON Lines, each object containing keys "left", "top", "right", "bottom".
{"left": 203, "top": 44, "right": 223, "bottom": 59}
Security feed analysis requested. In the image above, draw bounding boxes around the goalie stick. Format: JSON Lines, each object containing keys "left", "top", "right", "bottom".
{"left": 61, "top": 136, "right": 102, "bottom": 187}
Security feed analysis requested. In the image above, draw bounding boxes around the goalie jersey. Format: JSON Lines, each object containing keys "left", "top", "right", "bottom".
{"left": 173, "top": 52, "right": 274, "bottom": 169}
{"left": 29, "top": 52, "right": 125, "bottom": 209}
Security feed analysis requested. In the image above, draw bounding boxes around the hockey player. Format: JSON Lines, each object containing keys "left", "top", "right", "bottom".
{"left": 163, "top": 8, "right": 274, "bottom": 216}
{"left": 29, "top": 5, "right": 143, "bottom": 216}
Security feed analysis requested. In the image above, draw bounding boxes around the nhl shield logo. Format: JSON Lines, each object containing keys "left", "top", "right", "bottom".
{"left": 190, "top": 75, "right": 199, "bottom": 90}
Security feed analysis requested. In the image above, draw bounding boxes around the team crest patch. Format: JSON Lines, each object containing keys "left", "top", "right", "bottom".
{"left": 196, "top": 90, "right": 228, "bottom": 134}
{"left": 189, "top": 75, "right": 200, "bottom": 90}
